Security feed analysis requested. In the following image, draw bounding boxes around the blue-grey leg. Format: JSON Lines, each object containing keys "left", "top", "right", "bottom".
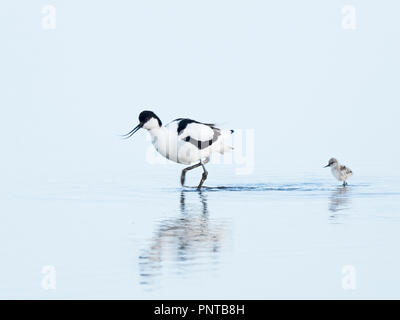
{"left": 181, "top": 162, "right": 202, "bottom": 186}
{"left": 197, "top": 163, "right": 208, "bottom": 190}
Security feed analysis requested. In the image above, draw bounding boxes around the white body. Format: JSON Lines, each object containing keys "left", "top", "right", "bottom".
{"left": 145, "top": 118, "right": 233, "bottom": 165}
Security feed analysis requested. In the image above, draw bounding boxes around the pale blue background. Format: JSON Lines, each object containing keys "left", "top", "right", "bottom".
{"left": 1, "top": 0, "right": 400, "bottom": 299}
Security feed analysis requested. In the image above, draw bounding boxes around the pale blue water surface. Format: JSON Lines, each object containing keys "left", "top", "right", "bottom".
{"left": 1, "top": 170, "right": 400, "bottom": 299}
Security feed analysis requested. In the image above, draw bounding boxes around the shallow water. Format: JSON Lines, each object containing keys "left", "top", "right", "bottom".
{"left": 1, "top": 173, "right": 400, "bottom": 299}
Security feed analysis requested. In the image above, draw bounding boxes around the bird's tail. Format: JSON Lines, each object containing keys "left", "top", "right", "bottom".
{"left": 216, "top": 129, "right": 234, "bottom": 153}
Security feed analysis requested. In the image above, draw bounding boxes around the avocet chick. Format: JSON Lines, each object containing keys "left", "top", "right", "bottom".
{"left": 324, "top": 158, "right": 353, "bottom": 186}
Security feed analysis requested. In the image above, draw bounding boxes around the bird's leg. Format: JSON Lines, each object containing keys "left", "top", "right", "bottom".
{"left": 197, "top": 163, "right": 208, "bottom": 190}
{"left": 181, "top": 162, "right": 202, "bottom": 186}
{"left": 343, "top": 181, "right": 347, "bottom": 187}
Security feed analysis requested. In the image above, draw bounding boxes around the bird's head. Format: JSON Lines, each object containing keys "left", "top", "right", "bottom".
{"left": 122, "top": 110, "right": 162, "bottom": 139}
{"left": 324, "top": 158, "right": 338, "bottom": 168}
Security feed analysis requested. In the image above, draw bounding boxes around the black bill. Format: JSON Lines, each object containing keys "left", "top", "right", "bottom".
{"left": 121, "top": 123, "right": 142, "bottom": 139}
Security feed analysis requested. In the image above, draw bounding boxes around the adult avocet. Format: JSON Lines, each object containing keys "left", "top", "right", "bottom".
{"left": 123, "top": 111, "right": 234, "bottom": 190}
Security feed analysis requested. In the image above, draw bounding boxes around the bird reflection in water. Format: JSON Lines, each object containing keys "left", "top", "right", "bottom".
{"left": 328, "top": 186, "right": 351, "bottom": 221}
{"left": 139, "top": 191, "right": 227, "bottom": 287}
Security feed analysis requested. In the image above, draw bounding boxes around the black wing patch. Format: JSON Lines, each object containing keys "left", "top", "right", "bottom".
{"left": 175, "top": 118, "right": 216, "bottom": 135}
{"left": 184, "top": 129, "right": 221, "bottom": 150}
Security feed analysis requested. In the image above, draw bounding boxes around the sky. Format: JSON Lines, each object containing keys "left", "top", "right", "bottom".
{"left": 1, "top": 0, "right": 400, "bottom": 184}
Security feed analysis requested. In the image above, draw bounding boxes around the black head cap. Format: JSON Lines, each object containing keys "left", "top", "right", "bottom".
{"left": 139, "top": 110, "right": 162, "bottom": 126}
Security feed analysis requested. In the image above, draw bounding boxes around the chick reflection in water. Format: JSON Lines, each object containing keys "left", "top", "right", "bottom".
{"left": 329, "top": 186, "right": 351, "bottom": 220}
{"left": 139, "top": 191, "right": 227, "bottom": 287}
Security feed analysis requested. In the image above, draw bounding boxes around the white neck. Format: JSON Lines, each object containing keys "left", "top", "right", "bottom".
{"left": 148, "top": 126, "right": 165, "bottom": 137}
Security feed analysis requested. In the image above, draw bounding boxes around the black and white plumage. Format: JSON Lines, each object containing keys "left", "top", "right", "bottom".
{"left": 123, "top": 111, "right": 234, "bottom": 189}
{"left": 324, "top": 158, "right": 353, "bottom": 186}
